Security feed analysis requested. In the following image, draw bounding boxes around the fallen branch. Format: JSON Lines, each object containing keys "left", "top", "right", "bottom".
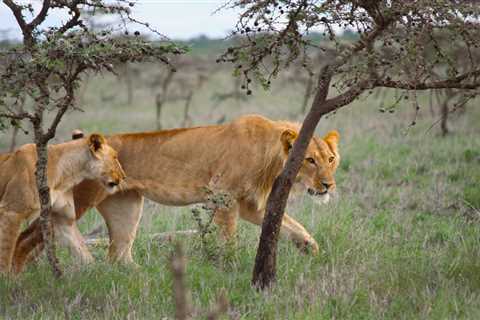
{"left": 85, "top": 230, "right": 198, "bottom": 246}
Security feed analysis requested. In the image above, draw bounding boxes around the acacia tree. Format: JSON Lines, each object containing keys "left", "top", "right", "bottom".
{"left": 0, "top": 0, "right": 182, "bottom": 276}
{"left": 219, "top": 0, "right": 480, "bottom": 289}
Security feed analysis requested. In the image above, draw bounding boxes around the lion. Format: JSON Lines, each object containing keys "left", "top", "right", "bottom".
{"left": 0, "top": 133, "right": 125, "bottom": 274}
{"left": 13, "top": 115, "right": 340, "bottom": 271}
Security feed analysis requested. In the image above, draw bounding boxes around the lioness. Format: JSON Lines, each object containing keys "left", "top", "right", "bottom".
{"left": 0, "top": 134, "right": 125, "bottom": 274}
{"left": 14, "top": 115, "right": 339, "bottom": 269}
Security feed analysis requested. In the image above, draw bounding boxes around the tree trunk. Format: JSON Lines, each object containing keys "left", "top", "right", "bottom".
{"left": 33, "top": 131, "right": 62, "bottom": 278}
{"left": 428, "top": 90, "right": 436, "bottom": 118}
{"left": 155, "top": 93, "right": 164, "bottom": 130}
{"left": 252, "top": 69, "right": 334, "bottom": 289}
{"left": 234, "top": 76, "right": 241, "bottom": 110}
{"left": 9, "top": 126, "right": 19, "bottom": 152}
{"left": 440, "top": 99, "right": 449, "bottom": 137}
{"left": 155, "top": 69, "right": 175, "bottom": 130}
{"left": 181, "top": 91, "right": 193, "bottom": 127}
{"left": 125, "top": 64, "right": 134, "bottom": 105}
{"left": 440, "top": 90, "right": 457, "bottom": 137}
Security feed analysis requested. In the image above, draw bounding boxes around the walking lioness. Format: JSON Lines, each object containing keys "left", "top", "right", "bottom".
{"left": 0, "top": 134, "right": 125, "bottom": 274}
{"left": 14, "top": 115, "right": 340, "bottom": 269}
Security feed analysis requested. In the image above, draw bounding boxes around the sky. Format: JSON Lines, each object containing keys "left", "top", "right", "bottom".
{"left": 0, "top": 1, "right": 241, "bottom": 40}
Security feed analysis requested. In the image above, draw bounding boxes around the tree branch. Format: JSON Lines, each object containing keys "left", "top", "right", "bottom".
{"left": 29, "top": 0, "right": 51, "bottom": 29}
{"left": 58, "top": 1, "right": 82, "bottom": 34}
{"left": 0, "top": 112, "right": 34, "bottom": 121}
{"left": 376, "top": 69, "right": 480, "bottom": 90}
{"left": 310, "top": 64, "right": 333, "bottom": 109}
{"left": 336, "top": 14, "right": 393, "bottom": 69}
{"left": 2, "top": 0, "right": 30, "bottom": 44}
{"left": 323, "top": 79, "right": 372, "bottom": 112}
{"left": 45, "top": 90, "right": 73, "bottom": 141}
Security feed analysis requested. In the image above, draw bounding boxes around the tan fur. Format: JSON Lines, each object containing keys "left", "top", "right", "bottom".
{"left": 14, "top": 115, "right": 340, "bottom": 267}
{"left": 0, "top": 134, "right": 125, "bottom": 274}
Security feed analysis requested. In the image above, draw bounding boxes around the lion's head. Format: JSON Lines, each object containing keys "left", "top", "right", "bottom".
{"left": 85, "top": 133, "right": 126, "bottom": 194}
{"left": 281, "top": 129, "right": 340, "bottom": 204}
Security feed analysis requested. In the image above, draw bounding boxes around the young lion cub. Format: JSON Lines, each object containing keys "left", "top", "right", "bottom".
{"left": 0, "top": 134, "right": 125, "bottom": 274}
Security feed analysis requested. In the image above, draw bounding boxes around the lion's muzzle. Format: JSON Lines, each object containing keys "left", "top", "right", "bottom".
{"left": 307, "top": 188, "right": 327, "bottom": 196}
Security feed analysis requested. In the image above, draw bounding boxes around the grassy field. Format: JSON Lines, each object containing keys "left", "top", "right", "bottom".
{"left": 1, "top": 62, "right": 480, "bottom": 319}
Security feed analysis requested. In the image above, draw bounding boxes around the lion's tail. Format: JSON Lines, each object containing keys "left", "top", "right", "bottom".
{"left": 12, "top": 219, "right": 43, "bottom": 273}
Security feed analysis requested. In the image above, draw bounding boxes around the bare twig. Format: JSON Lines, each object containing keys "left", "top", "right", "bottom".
{"left": 170, "top": 243, "right": 192, "bottom": 320}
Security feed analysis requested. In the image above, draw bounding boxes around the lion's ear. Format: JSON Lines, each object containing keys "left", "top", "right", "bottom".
{"left": 323, "top": 130, "right": 340, "bottom": 154}
{"left": 88, "top": 133, "right": 106, "bottom": 156}
{"left": 281, "top": 129, "right": 298, "bottom": 154}
{"left": 72, "top": 129, "right": 84, "bottom": 140}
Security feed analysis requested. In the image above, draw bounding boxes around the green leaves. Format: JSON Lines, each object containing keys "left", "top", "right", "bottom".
{"left": 1, "top": 0, "right": 186, "bottom": 136}
{"left": 221, "top": 0, "right": 480, "bottom": 97}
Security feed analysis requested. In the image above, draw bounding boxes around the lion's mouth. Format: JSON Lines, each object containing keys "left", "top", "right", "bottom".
{"left": 308, "top": 188, "right": 331, "bottom": 205}
{"left": 307, "top": 188, "right": 328, "bottom": 196}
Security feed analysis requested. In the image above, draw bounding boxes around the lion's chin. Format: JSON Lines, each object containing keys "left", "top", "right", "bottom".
{"left": 312, "top": 193, "right": 330, "bottom": 205}
{"left": 104, "top": 183, "right": 119, "bottom": 194}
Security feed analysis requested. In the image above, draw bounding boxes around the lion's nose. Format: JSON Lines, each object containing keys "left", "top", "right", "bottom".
{"left": 322, "top": 182, "right": 333, "bottom": 190}
{"left": 108, "top": 180, "right": 119, "bottom": 188}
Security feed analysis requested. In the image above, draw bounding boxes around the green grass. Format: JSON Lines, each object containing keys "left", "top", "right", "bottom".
{"left": 1, "top": 61, "right": 480, "bottom": 319}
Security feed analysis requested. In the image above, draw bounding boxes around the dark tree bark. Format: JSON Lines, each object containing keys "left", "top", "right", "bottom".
{"left": 252, "top": 63, "right": 370, "bottom": 289}
{"left": 30, "top": 83, "right": 67, "bottom": 278}
{"left": 33, "top": 137, "right": 62, "bottom": 278}
{"left": 440, "top": 90, "right": 457, "bottom": 137}
{"left": 252, "top": 68, "right": 334, "bottom": 289}
{"left": 440, "top": 98, "right": 449, "bottom": 136}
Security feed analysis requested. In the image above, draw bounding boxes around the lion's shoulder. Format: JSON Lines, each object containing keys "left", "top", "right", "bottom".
{"left": 228, "top": 114, "right": 301, "bottom": 136}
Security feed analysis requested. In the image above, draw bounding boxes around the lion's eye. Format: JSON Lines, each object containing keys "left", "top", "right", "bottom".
{"left": 306, "top": 157, "right": 316, "bottom": 165}
{"left": 328, "top": 156, "right": 335, "bottom": 163}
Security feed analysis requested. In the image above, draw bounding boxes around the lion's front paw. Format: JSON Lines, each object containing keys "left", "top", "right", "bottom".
{"left": 307, "top": 238, "right": 319, "bottom": 255}
{"left": 295, "top": 237, "right": 319, "bottom": 255}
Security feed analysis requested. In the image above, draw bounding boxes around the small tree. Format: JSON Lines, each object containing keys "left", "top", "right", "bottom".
{"left": 220, "top": 0, "right": 480, "bottom": 289}
{"left": 170, "top": 242, "right": 228, "bottom": 320}
{"left": 0, "top": 0, "right": 182, "bottom": 276}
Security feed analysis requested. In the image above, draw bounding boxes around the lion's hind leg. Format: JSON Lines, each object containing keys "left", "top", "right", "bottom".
{"left": 0, "top": 211, "right": 22, "bottom": 274}
{"left": 213, "top": 202, "right": 239, "bottom": 244}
